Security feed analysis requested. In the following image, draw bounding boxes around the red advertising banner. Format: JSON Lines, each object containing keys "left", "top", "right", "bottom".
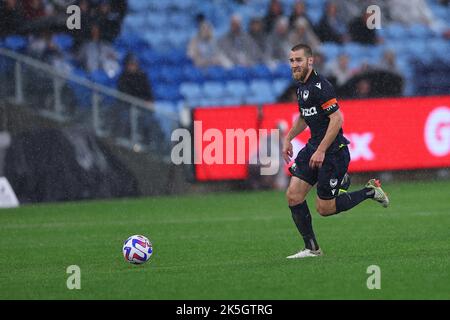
{"left": 193, "top": 96, "right": 450, "bottom": 180}
{"left": 193, "top": 106, "right": 259, "bottom": 181}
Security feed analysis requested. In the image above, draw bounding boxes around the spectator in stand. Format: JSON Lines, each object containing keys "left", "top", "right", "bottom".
{"left": 94, "top": 0, "right": 122, "bottom": 42}
{"left": 288, "top": 0, "right": 313, "bottom": 30}
{"left": 187, "top": 20, "right": 232, "bottom": 68}
{"left": 354, "top": 79, "right": 372, "bottom": 98}
{"left": 288, "top": 17, "right": 321, "bottom": 53}
{"left": 376, "top": 50, "right": 401, "bottom": 75}
{"left": 315, "top": 1, "right": 348, "bottom": 44}
{"left": 115, "top": 54, "right": 164, "bottom": 145}
{"left": 266, "top": 17, "right": 291, "bottom": 65}
{"left": 0, "top": 0, "right": 24, "bottom": 36}
{"left": 312, "top": 50, "right": 326, "bottom": 75}
{"left": 22, "top": 0, "right": 47, "bottom": 21}
{"left": 117, "top": 54, "right": 153, "bottom": 102}
{"left": 348, "top": 11, "right": 381, "bottom": 45}
{"left": 27, "top": 31, "right": 63, "bottom": 64}
{"left": 324, "top": 53, "right": 354, "bottom": 88}
{"left": 248, "top": 17, "right": 268, "bottom": 55}
{"left": 218, "top": 14, "right": 260, "bottom": 66}
{"left": 263, "top": 0, "right": 284, "bottom": 33}
{"left": 77, "top": 24, "right": 120, "bottom": 76}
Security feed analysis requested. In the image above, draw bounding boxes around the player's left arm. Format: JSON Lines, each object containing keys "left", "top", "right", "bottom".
{"left": 309, "top": 110, "right": 343, "bottom": 168}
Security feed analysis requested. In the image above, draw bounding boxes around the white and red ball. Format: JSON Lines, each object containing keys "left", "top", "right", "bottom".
{"left": 122, "top": 235, "right": 153, "bottom": 264}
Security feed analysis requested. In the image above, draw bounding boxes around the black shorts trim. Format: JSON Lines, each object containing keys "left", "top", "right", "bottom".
{"left": 317, "top": 194, "right": 337, "bottom": 200}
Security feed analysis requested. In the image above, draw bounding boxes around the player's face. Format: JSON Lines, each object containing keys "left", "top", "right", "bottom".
{"left": 289, "top": 49, "right": 312, "bottom": 82}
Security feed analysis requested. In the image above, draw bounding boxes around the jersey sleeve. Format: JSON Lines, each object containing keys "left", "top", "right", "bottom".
{"left": 317, "top": 80, "right": 339, "bottom": 116}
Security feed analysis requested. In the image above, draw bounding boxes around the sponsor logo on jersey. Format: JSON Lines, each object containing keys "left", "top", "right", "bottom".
{"left": 301, "top": 106, "right": 317, "bottom": 117}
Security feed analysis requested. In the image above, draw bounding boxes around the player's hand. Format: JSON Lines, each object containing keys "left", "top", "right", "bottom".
{"left": 282, "top": 139, "right": 293, "bottom": 164}
{"left": 309, "top": 149, "right": 325, "bottom": 169}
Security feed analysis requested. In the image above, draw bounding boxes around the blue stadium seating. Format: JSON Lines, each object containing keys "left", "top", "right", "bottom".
{"left": 225, "top": 80, "right": 248, "bottom": 98}
{"left": 202, "top": 81, "right": 226, "bottom": 98}
{"left": 182, "top": 65, "right": 204, "bottom": 82}
{"left": 273, "top": 78, "right": 291, "bottom": 96}
{"left": 180, "top": 82, "right": 202, "bottom": 100}
{"left": 53, "top": 34, "right": 74, "bottom": 52}
{"left": 202, "top": 66, "right": 228, "bottom": 81}
{"left": 153, "top": 84, "right": 182, "bottom": 102}
{"left": 249, "top": 64, "right": 272, "bottom": 79}
{"left": 90, "top": 69, "right": 118, "bottom": 88}
{"left": 128, "top": 0, "right": 151, "bottom": 12}
{"left": 249, "top": 80, "right": 274, "bottom": 96}
{"left": 4, "top": 36, "right": 27, "bottom": 52}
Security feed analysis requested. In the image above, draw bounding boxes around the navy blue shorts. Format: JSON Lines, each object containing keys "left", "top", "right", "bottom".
{"left": 290, "top": 145, "right": 351, "bottom": 200}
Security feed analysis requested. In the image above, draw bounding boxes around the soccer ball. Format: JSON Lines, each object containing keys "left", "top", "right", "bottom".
{"left": 122, "top": 235, "right": 153, "bottom": 265}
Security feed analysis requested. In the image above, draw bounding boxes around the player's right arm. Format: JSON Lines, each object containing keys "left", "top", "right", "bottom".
{"left": 282, "top": 115, "right": 307, "bottom": 163}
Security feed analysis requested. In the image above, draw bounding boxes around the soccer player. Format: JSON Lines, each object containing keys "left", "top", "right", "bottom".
{"left": 283, "top": 44, "right": 389, "bottom": 259}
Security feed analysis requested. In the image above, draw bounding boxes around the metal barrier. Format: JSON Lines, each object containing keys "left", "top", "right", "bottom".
{"left": 0, "top": 47, "right": 179, "bottom": 158}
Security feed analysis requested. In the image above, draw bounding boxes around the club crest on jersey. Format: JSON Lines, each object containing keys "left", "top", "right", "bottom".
{"left": 330, "top": 179, "right": 338, "bottom": 188}
{"left": 302, "top": 90, "right": 309, "bottom": 101}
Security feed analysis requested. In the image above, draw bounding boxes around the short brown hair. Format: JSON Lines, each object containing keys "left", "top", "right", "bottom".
{"left": 291, "top": 43, "right": 313, "bottom": 57}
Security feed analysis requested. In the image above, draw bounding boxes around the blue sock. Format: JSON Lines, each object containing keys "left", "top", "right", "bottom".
{"left": 335, "top": 188, "right": 374, "bottom": 214}
{"left": 289, "top": 201, "right": 319, "bottom": 251}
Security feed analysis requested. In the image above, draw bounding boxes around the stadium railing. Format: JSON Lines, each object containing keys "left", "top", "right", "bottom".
{"left": 0, "top": 47, "right": 179, "bottom": 158}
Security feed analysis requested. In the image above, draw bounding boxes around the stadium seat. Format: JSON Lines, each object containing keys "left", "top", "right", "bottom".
{"left": 249, "top": 64, "right": 272, "bottom": 79}
{"left": 182, "top": 65, "right": 204, "bottom": 82}
{"left": 128, "top": 0, "right": 150, "bottom": 12}
{"left": 225, "top": 80, "right": 248, "bottom": 98}
{"left": 202, "top": 81, "right": 225, "bottom": 98}
{"left": 320, "top": 42, "right": 340, "bottom": 61}
{"left": 221, "top": 96, "right": 243, "bottom": 106}
{"left": 245, "top": 92, "right": 276, "bottom": 105}
{"left": 123, "top": 14, "right": 148, "bottom": 34}
{"left": 154, "top": 85, "right": 182, "bottom": 102}
{"left": 180, "top": 82, "right": 202, "bottom": 100}
{"left": 90, "top": 70, "right": 118, "bottom": 88}
{"left": 385, "top": 23, "right": 408, "bottom": 40}
{"left": 409, "top": 24, "right": 432, "bottom": 39}
{"left": 4, "top": 36, "right": 27, "bottom": 52}
{"left": 227, "top": 66, "right": 252, "bottom": 81}
{"left": 147, "top": 13, "right": 169, "bottom": 29}
{"left": 203, "top": 66, "right": 228, "bottom": 81}
{"left": 160, "top": 66, "right": 185, "bottom": 84}
{"left": 272, "top": 78, "right": 291, "bottom": 96}
{"left": 167, "top": 31, "right": 189, "bottom": 50}
{"left": 249, "top": 80, "right": 273, "bottom": 96}
{"left": 53, "top": 34, "right": 73, "bottom": 52}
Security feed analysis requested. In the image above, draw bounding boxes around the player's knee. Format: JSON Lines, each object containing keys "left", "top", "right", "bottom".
{"left": 286, "top": 188, "right": 305, "bottom": 206}
{"left": 316, "top": 201, "right": 335, "bottom": 216}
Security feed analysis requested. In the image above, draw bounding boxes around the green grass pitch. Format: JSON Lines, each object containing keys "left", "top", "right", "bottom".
{"left": 0, "top": 180, "right": 449, "bottom": 300}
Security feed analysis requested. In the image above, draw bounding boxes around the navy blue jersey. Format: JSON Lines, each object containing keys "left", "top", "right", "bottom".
{"left": 296, "top": 70, "right": 350, "bottom": 154}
